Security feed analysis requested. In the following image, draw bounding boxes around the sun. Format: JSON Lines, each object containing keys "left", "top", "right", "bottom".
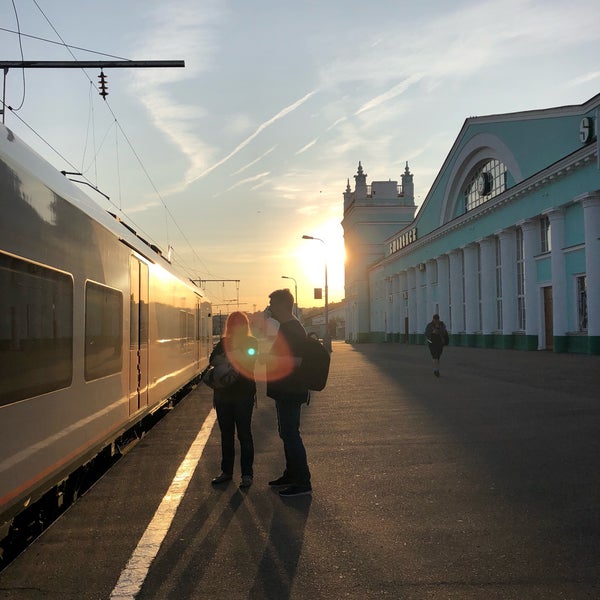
{"left": 295, "top": 218, "right": 346, "bottom": 307}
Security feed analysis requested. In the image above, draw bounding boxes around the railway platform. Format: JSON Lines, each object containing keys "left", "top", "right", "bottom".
{"left": 1, "top": 341, "right": 599, "bottom": 599}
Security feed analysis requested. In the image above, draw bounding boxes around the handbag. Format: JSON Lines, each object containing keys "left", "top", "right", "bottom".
{"left": 201, "top": 354, "right": 239, "bottom": 389}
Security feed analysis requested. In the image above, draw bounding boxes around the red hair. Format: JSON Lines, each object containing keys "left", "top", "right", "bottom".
{"left": 224, "top": 311, "right": 250, "bottom": 338}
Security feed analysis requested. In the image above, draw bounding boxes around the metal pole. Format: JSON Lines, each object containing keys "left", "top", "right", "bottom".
{"left": 302, "top": 235, "right": 330, "bottom": 350}
{"left": 0, "top": 60, "right": 184, "bottom": 125}
{"left": 281, "top": 275, "right": 298, "bottom": 317}
{"left": 0, "top": 60, "right": 185, "bottom": 69}
{"left": 1, "top": 67, "right": 7, "bottom": 124}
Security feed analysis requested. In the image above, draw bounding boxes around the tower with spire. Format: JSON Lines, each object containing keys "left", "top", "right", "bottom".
{"left": 342, "top": 161, "right": 417, "bottom": 342}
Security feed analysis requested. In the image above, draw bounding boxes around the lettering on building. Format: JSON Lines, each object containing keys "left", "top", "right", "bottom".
{"left": 389, "top": 227, "right": 418, "bottom": 254}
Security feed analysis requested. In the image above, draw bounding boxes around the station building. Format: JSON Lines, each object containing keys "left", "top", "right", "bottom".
{"left": 342, "top": 93, "right": 600, "bottom": 354}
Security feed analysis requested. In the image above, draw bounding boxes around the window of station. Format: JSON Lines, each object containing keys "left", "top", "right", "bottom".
{"left": 540, "top": 215, "right": 551, "bottom": 253}
{"left": 464, "top": 159, "right": 507, "bottom": 212}
{"left": 0, "top": 252, "right": 73, "bottom": 406}
{"left": 85, "top": 281, "right": 123, "bottom": 380}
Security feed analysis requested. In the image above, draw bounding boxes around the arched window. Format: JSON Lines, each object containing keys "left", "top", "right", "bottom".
{"left": 463, "top": 159, "right": 507, "bottom": 211}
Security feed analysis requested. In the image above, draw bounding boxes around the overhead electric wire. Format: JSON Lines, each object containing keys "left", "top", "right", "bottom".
{"left": 0, "top": 26, "right": 131, "bottom": 60}
{"left": 9, "top": 1, "right": 26, "bottom": 111}
{"left": 3, "top": 1, "right": 223, "bottom": 287}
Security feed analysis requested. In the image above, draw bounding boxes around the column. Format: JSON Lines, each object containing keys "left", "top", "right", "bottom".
{"left": 391, "top": 274, "right": 400, "bottom": 340}
{"left": 384, "top": 277, "right": 392, "bottom": 337}
{"left": 582, "top": 193, "right": 600, "bottom": 352}
{"left": 399, "top": 271, "right": 408, "bottom": 341}
{"left": 520, "top": 219, "right": 540, "bottom": 348}
{"left": 479, "top": 237, "right": 496, "bottom": 336}
{"left": 425, "top": 259, "right": 437, "bottom": 318}
{"left": 547, "top": 209, "right": 567, "bottom": 350}
{"left": 437, "top": 255, "right": 450, "bottom": 323}
{"left": 498, "top": 228, "right": 517, "bottom": 337}
{"left": 407, "top": 267, "right": 417, "bottom": 337}
{"left": 449, "top": 249, "right": 464, "bottom": 333}
{"left": 415, "top": 266, "right": 425, "bottom": 335}
{"left": 463, "top": 243, "right": 479, "bottom": 336}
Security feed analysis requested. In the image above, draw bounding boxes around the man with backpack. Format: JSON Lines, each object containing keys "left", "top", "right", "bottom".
{"left": 263, "top": 288, "right": 312, "bottom": 497}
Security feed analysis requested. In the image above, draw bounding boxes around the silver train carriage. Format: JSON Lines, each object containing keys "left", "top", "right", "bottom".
{"left": 0, "top": 124, "right": 212, "bottom": 542}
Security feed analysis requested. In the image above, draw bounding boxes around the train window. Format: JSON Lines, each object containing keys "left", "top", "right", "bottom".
{"left": 0, "top": 252, "right": 73, "bottom": 406}
{"left": 85, "top": 281, "right": 123, "bottom": 380}
{"left": 179, "top": 309, "right": 195, "bottom": 353}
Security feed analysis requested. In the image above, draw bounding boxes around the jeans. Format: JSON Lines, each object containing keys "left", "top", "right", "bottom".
{"left": 274, "top": 392, "right": 311, "bottom": 487}
{"left": 215, "top": 395, "right": 255, "bottom": 477}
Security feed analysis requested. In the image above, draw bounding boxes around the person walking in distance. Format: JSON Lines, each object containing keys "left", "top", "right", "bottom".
{"left": 210, "top": 311, "right": 258, "bottom": 489}
{"left": 264, "top": 288, "right": 312, "bottom": 497}
{"left": 425, "top": 314, "right": 449, "bottom": 377}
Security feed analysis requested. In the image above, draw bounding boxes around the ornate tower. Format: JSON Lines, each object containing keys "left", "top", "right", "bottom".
{"left": 342, "top": 161, "right": 417, "bottom": 342}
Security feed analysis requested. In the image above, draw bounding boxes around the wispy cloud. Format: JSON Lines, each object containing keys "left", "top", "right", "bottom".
{"left": 190, "top": 89, "right": 319, "bottom": 182}
{"left": 124, "top": 200, "right": 161, "bottom": 214}
{"left": 223, "top": 171, "right": 270, "bottom": 194}
{"left": 295, "top": 138, "right": 318, "bottom": 155}
{"left": 355, "top": 74, "right": 423, "bottom": 115}
{"left": 568, "top": 71, "right": 600, "bottom": 87}
{"left": 129, "top": 1, "right": 225, "bottom": 195}
{"left": 231, "top": 145, "right": 277, "bottom": 176}
{"left": 326, "top": 117, "right": 346, "bottom": 132}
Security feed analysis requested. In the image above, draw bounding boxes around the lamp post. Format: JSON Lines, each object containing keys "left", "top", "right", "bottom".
{"left": 302, "top": 234, "right": 330, "bottom": 351}
{"left": 281, "top": 275, "right": 298, "bottom": 317}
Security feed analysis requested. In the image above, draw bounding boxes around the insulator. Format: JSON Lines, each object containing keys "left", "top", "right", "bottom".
{"left": 98, "top": 70, "right": 108, "bottom": 99}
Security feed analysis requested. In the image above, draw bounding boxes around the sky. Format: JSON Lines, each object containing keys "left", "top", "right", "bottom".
{"left": 1, "top": 0, "right": 599, "bottom": 313}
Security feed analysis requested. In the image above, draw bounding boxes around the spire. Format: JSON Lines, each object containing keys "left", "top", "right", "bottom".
{"left": 354, "top": 161, "right": 367, "bottom": 184}
{"left": 353, "top": 161, "right": 368, "bottom": 200}
{"left": 343, "top": 177, "right": 354, "bottom": 213}
{"left": 401, "top": 160, "right": 414, "bottom": 205}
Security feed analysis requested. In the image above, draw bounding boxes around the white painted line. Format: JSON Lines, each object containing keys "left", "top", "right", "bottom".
{"left": 109, "top": 409, "right": 217, "bottom": 600}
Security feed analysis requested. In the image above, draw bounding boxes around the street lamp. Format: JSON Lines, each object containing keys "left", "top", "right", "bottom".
{"left": 302, "top": 234, "right": 330, "bottom": 351}
{"left": 281, "top": 275, "right": 298, "bottom": 316}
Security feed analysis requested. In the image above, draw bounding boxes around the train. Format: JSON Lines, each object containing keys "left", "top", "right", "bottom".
{"left": 0, "top": 123, "right": 212, "bottom": 556}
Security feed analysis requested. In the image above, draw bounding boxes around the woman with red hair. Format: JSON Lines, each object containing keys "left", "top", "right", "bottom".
{"left": 210, "top": 311, "right": 258, "bottom": 488}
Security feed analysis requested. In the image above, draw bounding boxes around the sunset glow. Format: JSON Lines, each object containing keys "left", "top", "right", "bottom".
{"left": 295, "top": 219, "right": 346, "bottom": 308}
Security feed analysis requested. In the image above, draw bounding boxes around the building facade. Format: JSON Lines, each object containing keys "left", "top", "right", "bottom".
{"left": 342, "top": 94, "right": 600, "bottom": 354}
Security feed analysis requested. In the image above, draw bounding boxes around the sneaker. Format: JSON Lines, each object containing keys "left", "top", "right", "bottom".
{"left": 279, "top": 485, "right": 312, "bottom": 497}
{"left": 211, "top": 472, "right": 232, "bottom": 484}
{"left": 268, "top": 475, "right": 293, "bottom": 487}
{"left": 240, "top": 476, "right": 253, "bottom": 489}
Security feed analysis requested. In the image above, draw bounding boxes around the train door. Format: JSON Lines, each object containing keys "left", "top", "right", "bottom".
{"left": 129, "top": 256, "right": 149, "bottom": 413}
{"left": 195, "top": 299, "right": 201, "bottom": 366}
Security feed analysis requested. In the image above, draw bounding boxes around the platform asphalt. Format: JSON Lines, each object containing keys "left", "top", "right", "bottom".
{"left": 1, "top": 341, "right": 599, "bottom": 599}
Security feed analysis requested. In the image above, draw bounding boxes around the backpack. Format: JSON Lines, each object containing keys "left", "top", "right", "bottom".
{"left": 298, "top": 336, "right": 331, "bottom": 391}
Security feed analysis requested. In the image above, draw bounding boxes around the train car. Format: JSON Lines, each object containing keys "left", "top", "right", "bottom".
{"left": 0, "top": 123, "right": 212, "bottom": 550}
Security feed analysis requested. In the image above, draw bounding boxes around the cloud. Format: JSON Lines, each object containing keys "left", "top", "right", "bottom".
{"left": 317, "top": 1, "right": 600, "bottom": 92}
{"left": 568, "top": 71, "right": 600, "bottom": 87}
{"left": 326, "top": 117, "right": 347, "bottom": 132}
{"left": 189, "top": 89, "right": 319, "bottom": 182}
{"left": 231, "top": 145, "right": 277, "bottom": 176}
{"left": 295, "top": 138, "right": 318, "bottom": 155}
{"left": 126, "top": 1, "right": 225, "bottom": 194}
{"left": 222, "top": 171, "right": 270, "bottom": 194}
{"left": 355, "top": 74, "right": 423, "bottom": 116}
{"left": 132, "top": 1, "right": 224, "bottom": 82}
